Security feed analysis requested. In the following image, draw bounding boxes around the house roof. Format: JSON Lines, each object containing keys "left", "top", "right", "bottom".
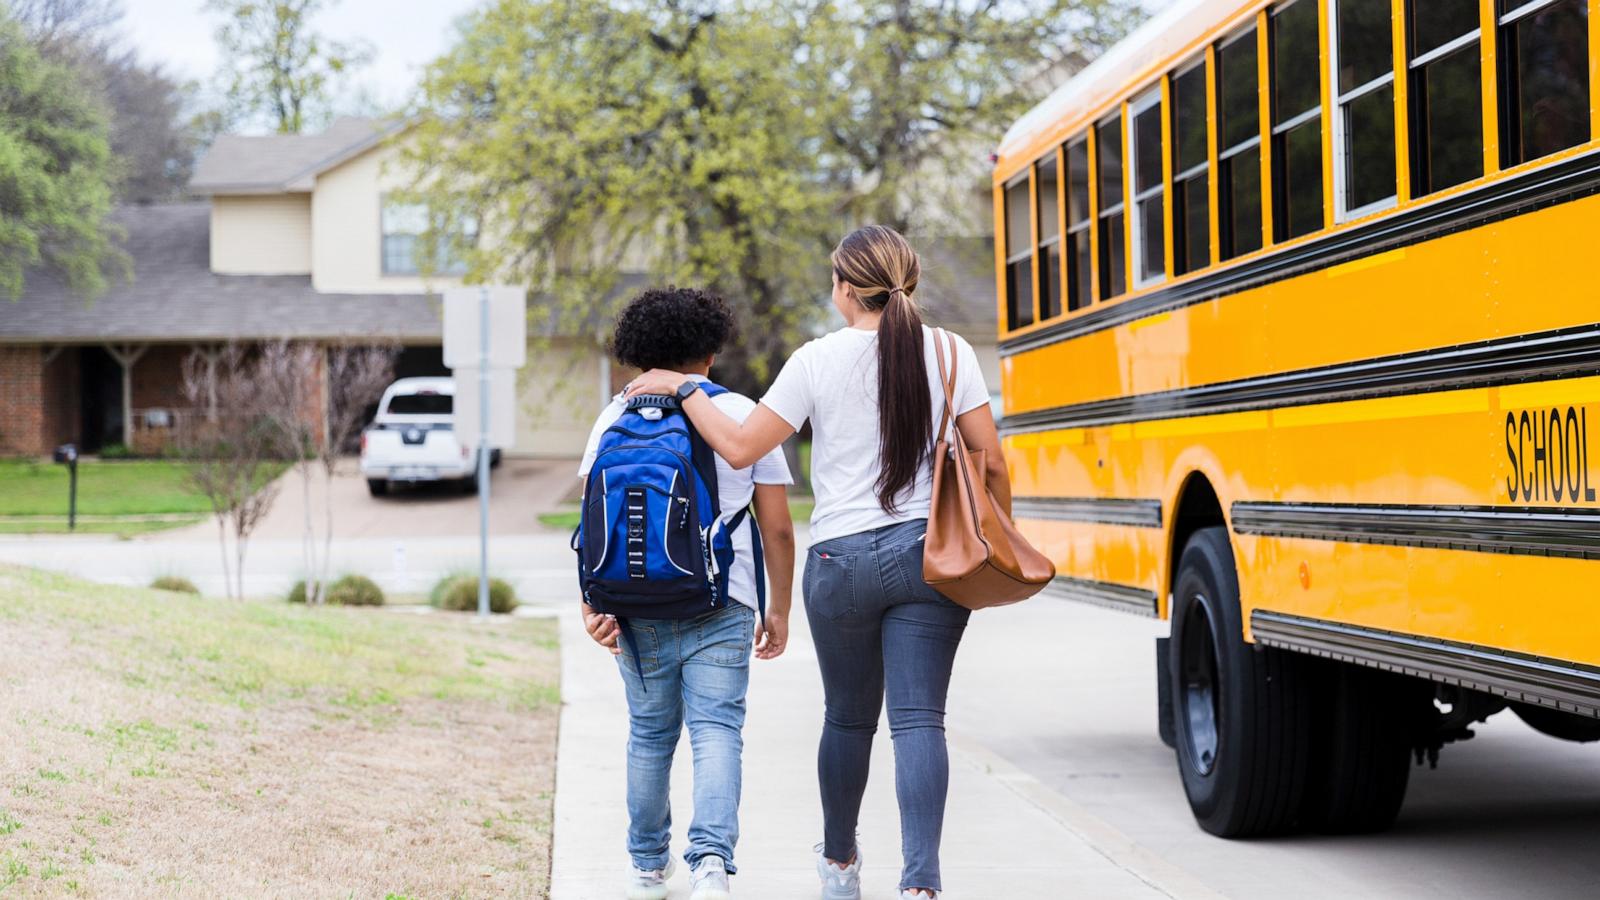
{"left": 189, "top": 116, "right": 405, "bottom": 195}
{"left": 0, "top": 202, "right": 444, "bottom": 344}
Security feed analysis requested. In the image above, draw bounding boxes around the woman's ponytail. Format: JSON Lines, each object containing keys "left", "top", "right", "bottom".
{"left": 831, "top": 225, "right": 930, "bottom": 514}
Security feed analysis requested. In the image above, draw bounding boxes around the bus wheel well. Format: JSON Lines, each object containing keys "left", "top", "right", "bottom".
{"left": 1169, "top": 473, "right": 1225, "bottom": 598}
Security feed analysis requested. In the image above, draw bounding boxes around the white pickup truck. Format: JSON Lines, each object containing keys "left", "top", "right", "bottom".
{"left": 359, "top": 377, "right": 499, "bottom": 496}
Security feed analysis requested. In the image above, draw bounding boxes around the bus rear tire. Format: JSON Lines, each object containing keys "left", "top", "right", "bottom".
{"left": 1169, "top": 525, "right": 1313, "bottom": 838}
{"left": 1300, "top": 663, "right": 1426, "bottom": 833}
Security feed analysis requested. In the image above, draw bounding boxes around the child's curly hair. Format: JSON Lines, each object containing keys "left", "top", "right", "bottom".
{"left": 607, "top": 286, "right": 736, "bottom": 371}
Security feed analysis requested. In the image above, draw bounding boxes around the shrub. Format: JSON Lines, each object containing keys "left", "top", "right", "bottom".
{"left": 429, "top": 572, "right": 517, "bottom": 614}
{"left": 150, "top": 575, "right": 199, "bottom": 594}
{"left": 98, "top": 442, "right": 132, "bottom": 459}
{"left": 326, "top": 574, "right": 385, "bottom": 607}
{"left": 286, "top": 580, "right": 307, "bottom": 604}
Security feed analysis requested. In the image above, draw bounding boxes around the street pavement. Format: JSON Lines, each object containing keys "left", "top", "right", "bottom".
{"left": 5, "top": 506, "right": 1597, "bottom": 898}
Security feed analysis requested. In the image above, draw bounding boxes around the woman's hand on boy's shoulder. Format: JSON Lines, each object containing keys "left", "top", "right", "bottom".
{"left": 581, "top": 604, "right": 622, "bottom": 656}
{"left": 624, "top": 369, "right": 688, "bottom": 399}
{"left": 754, "top": 612, "right": 788, "bottom": 660}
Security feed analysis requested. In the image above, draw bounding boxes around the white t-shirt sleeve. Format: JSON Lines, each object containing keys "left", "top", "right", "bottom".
{"left": 759, "top": 344, "right": 814, "bottom": 431}
{"left": 752, "top": 444, "right": 794, "bottom": 486}
{"left": 576, "top": 397, "right": 626, "bottom": 477}
{"left": 953, "top": 334, "right": 990, "bottom": 416}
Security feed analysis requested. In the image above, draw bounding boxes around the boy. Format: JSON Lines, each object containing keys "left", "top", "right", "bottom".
{"left": 579, "top": 286, "right": 795, "bottom": 900}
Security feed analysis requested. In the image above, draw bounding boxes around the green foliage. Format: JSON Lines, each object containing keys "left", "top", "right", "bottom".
{"left": 97, "top": 442, "right": 132, "bottom": 459}
{"left": 205, "top": 0, "right": 374, "bottom": 134}
{"left": 0, "top": 459, "right": 277, "bottom": 516}
{"left": 405, "top": 0, "right": 1140, "bottom": 392}
{"left": 150, "top": 575, "right": 200, "bottom": 595}
{"left": 325, "top": 574, "right": 384, "bottom": 607}
{"left": 286, "top": 579, "right": 307, "bottom": 604}
{"left": 430, "top": 572, "right": 517, "bottom": 614}
{"left": 0, "top": 13, "right": 127, "bottom": 300}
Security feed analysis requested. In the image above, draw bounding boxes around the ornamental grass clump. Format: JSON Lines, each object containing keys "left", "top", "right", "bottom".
{"left": 429, "top": 572, "right": 517, "bottom": 614}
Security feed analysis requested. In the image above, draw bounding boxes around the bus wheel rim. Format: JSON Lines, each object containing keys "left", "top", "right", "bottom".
{"left": 1180, "top": 593, "right": 1221, "bottom": 777}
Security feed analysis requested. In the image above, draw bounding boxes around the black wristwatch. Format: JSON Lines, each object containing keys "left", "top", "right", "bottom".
{"left": 675, "top": 380, "right": 702, "bottom": 402}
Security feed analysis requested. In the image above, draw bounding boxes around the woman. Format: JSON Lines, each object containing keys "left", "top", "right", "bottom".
{"left": 627, "top": 225, "right": 1007, "bottom": 900}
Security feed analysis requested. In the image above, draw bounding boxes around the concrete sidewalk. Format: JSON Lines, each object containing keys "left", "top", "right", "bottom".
{"left": 550, "top": 598, "right": 1214, "bottom": 899}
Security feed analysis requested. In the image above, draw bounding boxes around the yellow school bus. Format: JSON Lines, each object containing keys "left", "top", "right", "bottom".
{"left": 993, "top": 0, "right": 1600, "bottom": 837}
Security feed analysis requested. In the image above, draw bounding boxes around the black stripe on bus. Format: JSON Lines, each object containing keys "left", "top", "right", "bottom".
{"left": 1230, "top": 501, "right": 1600, "bottom": 560}
{"left": 1042, "top": 575, "right": 1159, "bottom": 617}
{"left": 1251, "top": 610, "right": 1600, "bottom": 718}
{"left": 1012, "top": 496, "right": 1163, "bottom": 527}
{"left": 1000, "top": 147, "right": 1600, "bottom": 358}
{"left": 1000, "top": 322, "right": 1600, "bottom": 434}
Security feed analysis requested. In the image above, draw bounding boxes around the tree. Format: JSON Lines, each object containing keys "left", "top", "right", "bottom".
{"left": 177, "top": 344, "right": 288, "bottom": 601}
{"left": 14, "top": 0, "right": 210, "bottom": 204}
{"left": 206, "top": 0, "right": 374, "bottom": 134}
{"left": 0, "top": 11, "right": 126, "bottom": 299}
{"left": 404, "top": 0, "right": 1139, "bottom": 392}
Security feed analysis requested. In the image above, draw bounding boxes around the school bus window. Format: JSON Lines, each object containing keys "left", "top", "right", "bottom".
{"left": 1065, "top": 136, "right": 1092, "bottom": 311}
{"left": 1097, "top": 114, "right": 1127, "bottom": 299}
{"left": 1004, "top": 176, "right": 1034, "bottom": 330}
{"left": 1271, "top": 0, "right": 1325, "bottom": 240}
{"left": 1332, "top": 0, "right": 1397, "bottom": 218}
{"left": 1497, "top": 0, "right": 1590, "bottom": 168}
{"left": 1172, "top": 60, "right": 1209, "bottom": 276}
{"left": 1130, "top": 89, "right": 1165, "bottom": 287}
{"left": 1217, "top": 27, "right": 1263, "bottom": 260}
{"left": 1036, "top": 155, "right": 1063, "bottom": 320}
{"left": 1407, "top": 0, "right": 1483, "bottom": 196}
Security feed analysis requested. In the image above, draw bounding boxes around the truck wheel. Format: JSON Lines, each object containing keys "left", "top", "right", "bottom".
{"left": 1300, "top": 663, "right": 1427, "bottom": 833}
{"left": 1168, "top": 525, "right": 1313, "bottom": 837}
{"left": 1512, "top": 703, "right": 1600, "bottom": 743}
{"left": 461, "top": 475, "right": 479, "bottom": 495}
{"left": 367, "top": 479, "right": 388, "bottom": 497}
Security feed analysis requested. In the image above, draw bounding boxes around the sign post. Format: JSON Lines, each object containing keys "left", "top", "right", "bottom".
{"left": 443, "top": 286, "right": 526, "bottom": 617}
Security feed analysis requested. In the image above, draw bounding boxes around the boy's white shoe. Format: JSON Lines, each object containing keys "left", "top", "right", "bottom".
{"left": 815, "top": 843, "right": 861, "bottom": 900}
{"left": 625, "top": 857, "right": 675, "bottom": 900}
{"left": 690, "top": 855, "right": 732, "bottom": 900}
{"left": 900, "top": 892, "right": 939, "bottom": 899}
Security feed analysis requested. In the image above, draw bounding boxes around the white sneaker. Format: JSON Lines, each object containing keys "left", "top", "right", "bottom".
{"left": 815, "top": 843, "right": 861, "bottom": 900}
{"left": 625, "top": 856, "right": 676, "bottom": 900}
{"left": 900, "top": 891, "right": 939, "bottom": 900}
{"left": 690, "top": 855, "right": 733, "bottom": 900}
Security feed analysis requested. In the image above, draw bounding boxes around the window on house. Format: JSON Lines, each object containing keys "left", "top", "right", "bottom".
{"left": 1333, "top": 0, "right": 1398, "bottom": 218}
{"left": 1218, "top": 26, "right": 1264, "bottom": 259}
{"left": 1097, "top": 114, "right": 1127, "bottom": 299}
{"left": 1130, "top": 88, "right": 1165, "bottom": 287}
{"left": 1065, "top": 135, "right": 1092, "bottom": 310}
{"left": 1408, "top": 0, "right": 1483, "bottom": 195}
{"left": 381, "top": 198, "right": 477, "bottom": 276}
{"left": 1172, "top": 59, "right": 1210, "bottom": 275}
{"left": 1004, "top": 176, "right": 1034, "bottom": 329}
{"left": 1497, "top": 0, "right": 1590, "bottom": 167}
{"left": 1036, "top": 154, "right": 1063, "bottom": 320}
{"left": 1272, "top": 0, "right": 1325, "bottom": 240}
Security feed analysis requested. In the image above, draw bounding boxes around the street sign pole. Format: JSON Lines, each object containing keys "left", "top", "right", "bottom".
{"left": 477, "top": 286, "right": 491, "bottom": 618}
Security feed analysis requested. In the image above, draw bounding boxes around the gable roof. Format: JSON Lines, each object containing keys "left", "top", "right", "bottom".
{"left": 0, "top": 202, "right": 443, "bottom": 343}
{"left": 189, "top": 116, "right": 406, "bottom": 196}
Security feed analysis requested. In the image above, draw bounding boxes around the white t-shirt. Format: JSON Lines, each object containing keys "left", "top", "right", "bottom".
{"left": 760, "top": 324, "right": 989, "bottom": 543}
{"left": 578, "top": 375, "right": 792, "bottom": 611}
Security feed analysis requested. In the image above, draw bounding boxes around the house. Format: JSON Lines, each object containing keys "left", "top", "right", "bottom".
{"left": 0, "top": 118, "right": 607, "bottom": 459}
{"left": 0, "top": 117, "right": 1000, "bottom": 460}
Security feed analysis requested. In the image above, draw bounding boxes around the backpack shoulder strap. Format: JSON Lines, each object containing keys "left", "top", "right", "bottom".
{"left": 699, "top": 380, "right": 730, "bottom": 399}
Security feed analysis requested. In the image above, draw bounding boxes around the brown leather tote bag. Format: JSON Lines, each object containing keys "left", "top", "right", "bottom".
{"left": 922, "top": 328, "right": 1055, "bottom": 609}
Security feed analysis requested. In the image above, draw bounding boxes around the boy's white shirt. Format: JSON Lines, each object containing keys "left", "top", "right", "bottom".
{"left": 578, "top": 374, "right": 792, "bottom": 612}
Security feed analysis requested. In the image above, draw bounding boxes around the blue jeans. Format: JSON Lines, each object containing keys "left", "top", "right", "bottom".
{"left": 615, "top": 602, "right": 755, "bottom": 874}
{"left": 803, "top": 519, "right": 970, "bottom": 893}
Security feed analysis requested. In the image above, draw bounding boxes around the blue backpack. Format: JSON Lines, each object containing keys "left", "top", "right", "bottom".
{"left": 574, "top": 384, "right": 765, "bottom": 674}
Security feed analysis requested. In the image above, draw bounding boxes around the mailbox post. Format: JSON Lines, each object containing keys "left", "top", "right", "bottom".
{"left": 52, "top": 444, "right": 78, "bottom": 531}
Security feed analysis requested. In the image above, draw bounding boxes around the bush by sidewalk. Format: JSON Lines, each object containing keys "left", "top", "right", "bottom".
{"left": 430, "top": 572, "right": 518, "bottom": 614}
{"left": 326, "top": 574, "right": 385, "bottom": 607}
{"left": 149, "top": 575, "right": 200, "bottom": 594}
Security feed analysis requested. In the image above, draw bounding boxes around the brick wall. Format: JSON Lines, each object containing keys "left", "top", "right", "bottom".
{"left": 129, "top": 345, "right": 191, "bottom": 455}
{"left": 0, "top": 345, "right": 46, "bottom": 456}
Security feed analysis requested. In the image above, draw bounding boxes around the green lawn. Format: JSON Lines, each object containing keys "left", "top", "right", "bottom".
{"left": 0, "top": 565, "right": 560, "bottom": 896}
{"left": 0, "top": 516, "right": 205, "bottom": 537}
{"left": 0, "top": 459, "right": 238, "bottom": 516}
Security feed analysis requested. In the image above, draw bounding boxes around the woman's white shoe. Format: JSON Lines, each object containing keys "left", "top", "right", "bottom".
{"left": 815, "top": 843, "right": 861, "bottom": 900}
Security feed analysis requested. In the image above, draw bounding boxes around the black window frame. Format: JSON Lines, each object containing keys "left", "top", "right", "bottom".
{"left": 1406, "top": 0, "right": 1484, "bottom": 196}
{"left": 1496, "top": 0, "right": 1592, "bottom": 168}
{"left": 1064, "top": 134, "right": 1093, "bottom": 311}
{"left": 1171, "top": 56, "right": 1211, "bottom": 276}
{"left": 1003, "top": 174, "right": 1036, "bottom": 330}
{"left": 1217, "top": 24, "right": 1265, "bottom": 260}
{"left": 1270, "top": 0, "right": 1327, "bottom": 241}
{"left": 1096, "top": 112, "right": 1128, "bottom": 300}
{"left": 1035, "top": 152, "right": 1064, "bottom": 321}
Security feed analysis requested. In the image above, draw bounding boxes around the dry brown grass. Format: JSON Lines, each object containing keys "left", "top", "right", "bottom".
{"left": 0, "top": 566, "right": 559, "bottom": 898}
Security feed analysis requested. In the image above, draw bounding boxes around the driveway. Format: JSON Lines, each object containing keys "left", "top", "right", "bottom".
{"left": 153, "top": 457, "right": 581, "bottom": 542}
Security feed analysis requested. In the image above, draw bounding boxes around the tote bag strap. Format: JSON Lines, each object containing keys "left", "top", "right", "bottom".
{"left": 932, "top": 327, "right": 960, "bottom": 447}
